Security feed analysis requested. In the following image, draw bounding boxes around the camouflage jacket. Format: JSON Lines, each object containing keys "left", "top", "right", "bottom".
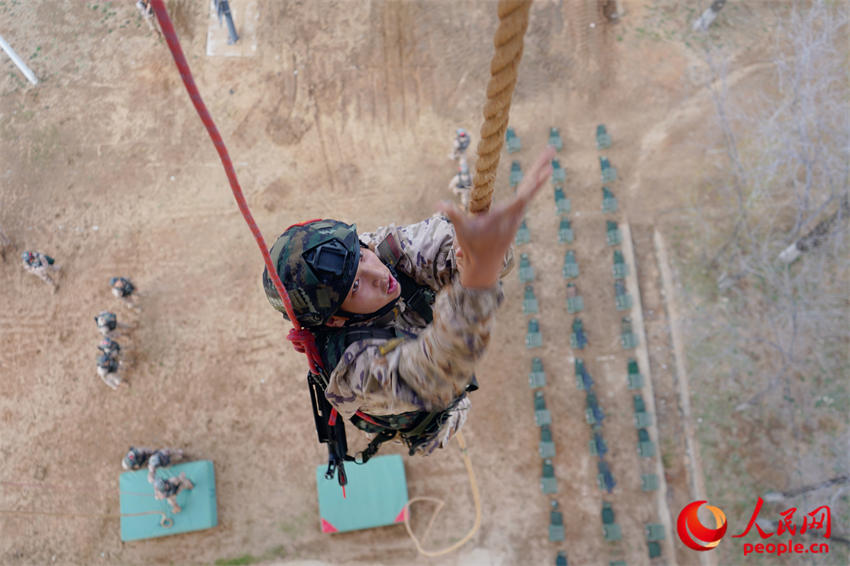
{"left": 323, "top": 214, "right": 508, "bottom": 420}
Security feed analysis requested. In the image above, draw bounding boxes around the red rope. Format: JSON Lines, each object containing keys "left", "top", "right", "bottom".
{"left": 286, "top": 328, "right": 322, "bottom": 374}
{"left": 149, "top": 1, "right": 323, "bottom": 372}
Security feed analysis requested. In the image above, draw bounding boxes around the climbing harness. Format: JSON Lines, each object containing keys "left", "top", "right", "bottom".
{"left": 305, "top": 236, "right": 479, "bottom": 480}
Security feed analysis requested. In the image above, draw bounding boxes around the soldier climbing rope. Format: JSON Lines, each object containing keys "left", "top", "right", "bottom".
{"left": 147, "top": 0, "right": 534, "bottom": 556}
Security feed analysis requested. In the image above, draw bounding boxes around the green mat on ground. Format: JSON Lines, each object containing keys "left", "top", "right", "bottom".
{"left": 119, "top": 460, "right": 217, "bottom": 541}
{"left": 316, "top": 454, "right": 408, "bottom": 533}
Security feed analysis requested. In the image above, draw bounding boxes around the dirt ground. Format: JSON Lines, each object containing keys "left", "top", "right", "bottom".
{"left": 0, "top": 1, "right": 788, "bottom": 565}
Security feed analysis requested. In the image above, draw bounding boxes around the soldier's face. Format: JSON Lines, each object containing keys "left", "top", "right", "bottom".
{"left": 339, "top": 248, "right": 401, "bottom": 314}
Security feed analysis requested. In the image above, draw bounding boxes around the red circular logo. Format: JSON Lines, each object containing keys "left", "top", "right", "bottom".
{"left": 677, "top": 500, "right": 728, "bottom": 551}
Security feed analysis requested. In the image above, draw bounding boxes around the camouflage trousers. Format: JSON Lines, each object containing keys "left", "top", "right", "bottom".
{"left": 24, "top": 264, "right": 56, "bottom": 286}
{"left": 97, "top": 365, "right": 121, "bottom": 390}
{"left": 112, "top": 288, "right": 140, "bottom": 311}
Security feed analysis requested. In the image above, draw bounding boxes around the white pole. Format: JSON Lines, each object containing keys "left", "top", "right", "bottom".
{"left": 0, "top": 34, "right": 38, "bottom": 85}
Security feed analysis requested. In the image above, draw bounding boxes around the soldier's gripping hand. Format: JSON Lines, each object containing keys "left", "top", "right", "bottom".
{"left": 439, "top": 145, "right": 555, "bottom": 289}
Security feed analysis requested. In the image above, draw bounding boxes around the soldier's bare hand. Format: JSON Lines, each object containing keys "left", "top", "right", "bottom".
{"left": 439, "top": 145, "right": 555, "bottom": 289}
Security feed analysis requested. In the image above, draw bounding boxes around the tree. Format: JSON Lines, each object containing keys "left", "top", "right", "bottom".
{"left": 680, "top": 6, "right": 849, "bottom": 558}
{"left": 0, "top": 224, "right": 9, "bottom": 261}
{"left": 690, "top": 0, "right": 849, "bottom": 404}
{"left": 778, "top": 195, "right": 849, "bottom": 263}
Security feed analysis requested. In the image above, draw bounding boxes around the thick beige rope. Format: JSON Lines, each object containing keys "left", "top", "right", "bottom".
{"left": 0, "top": 480, "right": 174, "bottom": 527}
{"left": 402, "top": 3, "right": 533, "bottom": 555}
{"left": 469, "top": 0, "right": 533, "bottom": 214}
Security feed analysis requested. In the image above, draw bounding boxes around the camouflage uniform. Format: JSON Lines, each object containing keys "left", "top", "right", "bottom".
{"left": 98, "top": 337, "right": 121, "bottom": 358}
{"left": 96, "top": 353, "right": 121, "bottom": 390}
{"left": 448, "top": 158, "right": 473, "bottom": 209}
{"left": 147, "top": 448, "right": 184, "bottom": 484}
{"left": 110, "top": 277, "right": 139, "bottom": 311}
{"left": 136, "top": 0, "right": 162, "bottom": 38}
{"left": 122, "top": 446, "right": 154, "bottom": 470}
{"left": 323, "top": 214, "right": 507, "bottom": 454}
{"left": 21, "top": 251, "right": 58, "bottom": 288}
{"left": 154, "top": 472, "right": 194, "bottom": 514}
{"left": 449, "top": 129, "right": 471, "bottom": 161}
{"left": 95, "top": 311, "right": 126, "bottom": 339}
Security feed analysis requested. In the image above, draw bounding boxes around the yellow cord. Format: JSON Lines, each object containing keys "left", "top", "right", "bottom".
{"left": 0, "top": 481, "right": 175, "bottom": 527}
{"left": 403, "top": 432, "right": 482, "bottom": 557}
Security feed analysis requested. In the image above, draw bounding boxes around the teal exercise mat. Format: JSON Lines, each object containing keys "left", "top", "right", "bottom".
{"left": 119, "top": 460, "right": 217, "bottom": 541}
{"left": 316, "top": 454, "right": 408, "bottom": 533}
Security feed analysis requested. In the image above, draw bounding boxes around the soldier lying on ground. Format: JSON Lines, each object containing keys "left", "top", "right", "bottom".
{"left": 448, "top": 159, "right": 473, "bottom": 209}
{"left": 449, "top": 128, "right": 471, "bottom": 161}
{"left": 94, "top": 311, "right": 131, "bottom": 339}
{"left": 96, "top": 353, "right": 122, "bottom": 390}
{"left": 21, "top": 251, "right": 59, "bottom": 289}
{"left": 110, "top": 277, "right": 140, "bottom": 311}
{"left": 136, "top": 0, "right": 162, "bottom": 38}
{"left": 154, "top": 473, "right": 194, "bottom": 514}
{"left": 98, "top": 337, "right": 121, "bottom": 358}
{"left": 262, "top": 146, "right": 555, "bottom": 457}
{"left": 122, "top": 446, "right": 155, "bottom": 470}
{"left": 147, "top": 448, "right": 185, "bottom": 484}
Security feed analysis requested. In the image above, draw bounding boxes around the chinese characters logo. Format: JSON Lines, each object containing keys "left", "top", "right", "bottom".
{"left": 733, "top": 497, "right": 831, "bottom": 539}
{"left": 677, "top": 500, "right": 728, "bottom": 551}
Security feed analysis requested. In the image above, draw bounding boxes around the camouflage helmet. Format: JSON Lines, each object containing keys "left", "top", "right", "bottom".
{"left": 122, "top": 447, "right": 142, "bottom": 470}
{"left": 262, "top": 219, "right": 361, "bottom": 327}
{"left": 95, "top": 311, "right": 117, "bottom": 330}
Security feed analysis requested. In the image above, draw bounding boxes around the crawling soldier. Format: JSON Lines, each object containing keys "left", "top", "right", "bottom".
{"left": 94, "top": 311, "right": 130, "bottom": 339}
{"left": 448, "top": 160, "right": 473, "bottom": 209}
{"left": 154, "top": 473, "right": 194, "bottom": 514}
{"left": 122, "top": 446, "right": 155, "bottom": 471}
{"left": 136, "top": 0, "right": 162, "bottom": 38}
{"left": 98, "top": 337, "right": 121, "bottom": 359}
{"left": 21, "top": 251, "right": 59, "bottom": 289}
{"left": 449, "top": 128, "right": 471, "bottom": 161}
{"left": 110, "top": 277, "right": 140, "bottom": 311}
{"left": 96, "top": 352, "right": 122, "bottom": 390}
{"left": 147, "top": 448, "right": 185, "bottom": 484}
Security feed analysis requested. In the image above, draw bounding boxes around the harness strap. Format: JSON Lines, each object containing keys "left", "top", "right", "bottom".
{"left": 396, "top": 271, "right": 435, "bottom": 324}
{"left": 356, "top": 430, "right": 397, "bottom": 464}
{"left": 303, "top": 239, "right": 451, "bottom": 475}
